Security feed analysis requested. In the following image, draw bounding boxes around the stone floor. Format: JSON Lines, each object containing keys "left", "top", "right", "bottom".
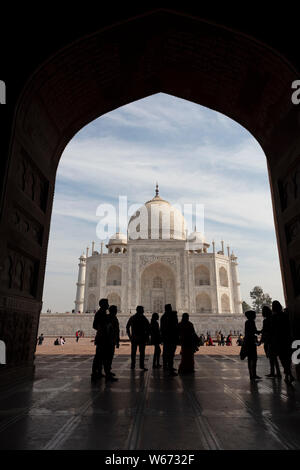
{"left": 1, "top": 353, "right": 300, "bottom": 450}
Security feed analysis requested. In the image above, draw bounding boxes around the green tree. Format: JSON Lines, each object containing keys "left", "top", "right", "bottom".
{"left": 250, "top": 286, "right": 272, "bottom": 313}
{"left": 242, "top": 301, "right": 251, "bottom": 313}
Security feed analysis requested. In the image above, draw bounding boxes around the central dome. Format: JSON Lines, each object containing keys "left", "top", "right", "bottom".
{"left": 128, "top": 185, "right": 186, "bottom": 241}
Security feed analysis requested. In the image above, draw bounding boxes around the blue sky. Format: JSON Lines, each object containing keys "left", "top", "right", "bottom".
{"left": 42, "top": 93, "right": 285, "bottom": 312}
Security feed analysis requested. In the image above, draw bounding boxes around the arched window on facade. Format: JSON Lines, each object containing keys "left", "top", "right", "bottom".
{"left": 106, "top": 265, "right": 122, "bottom": 286}
{"left": 221, "top": 293, "right": 231, "bottom": 313}
{"left": 153, "top": 276, "right": 163, "bottom": 288}
{"left": 219, "top": 266, "right": 229, "bottom": 287}
{"left": 196, "top": 293, "right": 212, "bottom": 313}
{"left": 194, "top": 265, "right": 210, "bottom": 286}
{"left": 89, "top": 267, "right": 97, "bottom": 287}
{"left": 107, "top": 293, "right": 121, "bottom": 312}
{"left": 153, "top": 297, "right": 164, "bottom": 313}
{"left": 87, "top": 293, "right": 96, "bottom": 312}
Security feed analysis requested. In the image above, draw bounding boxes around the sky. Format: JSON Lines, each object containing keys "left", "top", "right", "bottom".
{"left": 42, "top": 92, "right": 285, "bottom": 312}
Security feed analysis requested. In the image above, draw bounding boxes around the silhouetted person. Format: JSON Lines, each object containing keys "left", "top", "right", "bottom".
{"left": 261, "top": 305, "right": 281, "bottom": 378}
{"left": 161, "top": 305, "right": 179, "bottom": 376}
{"left": 178, "top": 313, "right": 200, "bottom": 374}
{"left": 108, "top": 305, "right": 120, "bottom": 375}
{"left": 226, "top": 334, "right": 232, "bottom": 346}
{"left": 236, "top": 334, "right": 244, "bottom": 346}
{"left": 126, "top": 306, "right": 150, "bottom": 370}
{"left": 37, "top": 333, "right": 44, "bottom": 345}
{"left": 271, "top": 301, "right": 295, "bottom": 384}
{"left": 91, "top": 298, "right": 117, "bottom": 383}
{"left": 150, "top": 312, "right": 161, "bottom": 368}
{"left": 160, "top": 304, "right": 172, "bottom": 370}
{"left": 243, "top": 311, "right": 261, "bottom": 381}
{"left": 207, "top": 335, "right": 214, "bottom": 346}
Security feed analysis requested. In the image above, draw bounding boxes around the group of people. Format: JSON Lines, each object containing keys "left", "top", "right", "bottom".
{"left": 242, "top": 301, "right": 295, "bottom": 384}
{"left": 54, "top": 336, "right": 66, "bottom": 345}
{"left": 91, "top": 300, "right": 201, "bottom": 382}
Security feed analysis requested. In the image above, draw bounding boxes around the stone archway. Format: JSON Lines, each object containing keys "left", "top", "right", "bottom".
{"left": 141, "top": 262, "right": 176, "bottom": 313}
{"left": 221, "top": 294, "right": 231, "bottom": 313}
{"left": 0, "top": 10, "right": 300, "bottom": 369}
{"left": 219, "top": 267, "right": 229, "bottom": 287}
{"left": 107, "top": 293, "right": 121, "bottom": 313}
{"left": 196, "top": 293, "right": 212, "bottom": 313}
{"left": 106, "top": 266, "right": 122, "bottom": 286}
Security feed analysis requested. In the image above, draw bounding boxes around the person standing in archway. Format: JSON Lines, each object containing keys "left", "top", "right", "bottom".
{"left": 271, "top": 301, "right": 295, "bottom": 384}
{"left": 126, "top": 306, "right": 150, "bottom": 370}
{"left": 178, "top": 313, "right": 200, "bottom": 374}
{"left": 242, "top": 311, "right": 261, "bottom": 381}
{"left": 108, "top": 304, "right": 120, "bottom": 376}
{"left": 161, "top": 305, "right": 179, "bottom": 376}
{"left": 91, "top": 298, "right": 117, "bottom": 383}
{"left": 150, "top": 312, "right": 162, "bottom": 368}
{"left": 261, "top": 305, "right": 281, "bottom": 378}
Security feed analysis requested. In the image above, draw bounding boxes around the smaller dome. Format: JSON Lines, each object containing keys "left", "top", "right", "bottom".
{"left": 107, "top": 232, "right": 127, "bottom": 246}
{"left": 187, "top": 230, "right": 206, "bottom": 244}
{"left": 186, "top": 228, "right": 210, "bottom": 252}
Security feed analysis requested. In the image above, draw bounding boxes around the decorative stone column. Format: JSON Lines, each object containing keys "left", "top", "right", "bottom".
{"left": 74, "top": 254, "right": 86, "bottom": 313}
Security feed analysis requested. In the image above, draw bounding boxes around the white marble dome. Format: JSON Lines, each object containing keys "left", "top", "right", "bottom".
{"left": 107, "top": 232, "right": 127, "bottom": 246}
{"left": 187, "top": 229, "right": 210, "bottom": 251}
{"left": 187, "top": 230, "right": 206, "bottom": 244}
{"left": 128, "top": 186, "right": 186, "bottom": 241}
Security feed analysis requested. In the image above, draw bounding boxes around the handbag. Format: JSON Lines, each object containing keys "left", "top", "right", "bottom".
{"left": 240, "top": 340, "right": 248, "bottom": 360}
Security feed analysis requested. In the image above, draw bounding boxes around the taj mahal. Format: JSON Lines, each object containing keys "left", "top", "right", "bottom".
{"left": 67, "top": 186, "right": 244, "bottom": 335}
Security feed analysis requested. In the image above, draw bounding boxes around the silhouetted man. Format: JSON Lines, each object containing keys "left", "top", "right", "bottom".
{"left": 161, "top": 304, "right": 179, "bottom": 376}
{"left": 91, "top": 298, "right": 117, "bottom": 383}
{"left": 108, "top": 304, "right": 120, "bottom": 376}
{"left": 160, "top": 304, "right": 173, "bottom": 370}
{"left": 37, "top": 333, "right": 44, "bottom": 345}
{"left": 126, "top": 306, "right": 150, "bottom": 370}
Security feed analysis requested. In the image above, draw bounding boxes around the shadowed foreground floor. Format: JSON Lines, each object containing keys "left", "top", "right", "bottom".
{"left": 1, "top": 354, "right": 300, "bottom": 450}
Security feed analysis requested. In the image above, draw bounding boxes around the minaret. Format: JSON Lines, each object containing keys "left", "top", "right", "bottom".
{"left": 74, "top": 253, "right": 86, "bottom": 313}
{"left": 230, "top": 251, "right": 243, "bottom": 314}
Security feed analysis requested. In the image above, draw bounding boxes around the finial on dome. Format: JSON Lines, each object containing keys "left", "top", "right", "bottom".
{"left": 155, "top": 182, "right": 159, "bottom": 197}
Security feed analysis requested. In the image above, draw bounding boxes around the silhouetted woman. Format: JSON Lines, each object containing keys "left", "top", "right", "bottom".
{"left": 271, "top": 301, "right": 295, "bottom": 384}
{"left": 243, "top": 310, "right": 261, "bottom": 381}
{"left": 150, "top": 312, "right": 162, "bottom": 368}
{"left": 178, "top": 313, "right": 200, "bottom": 374}
{"left": 261, "top": 305, "right": 281, "bottom": 378}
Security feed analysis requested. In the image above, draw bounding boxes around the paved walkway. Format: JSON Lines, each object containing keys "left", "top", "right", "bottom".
{"left": 36, "top": 337, "right": 266, "bottom": 356}
{"left": 0, "top": 354, "right": 300, "bottom": 450}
